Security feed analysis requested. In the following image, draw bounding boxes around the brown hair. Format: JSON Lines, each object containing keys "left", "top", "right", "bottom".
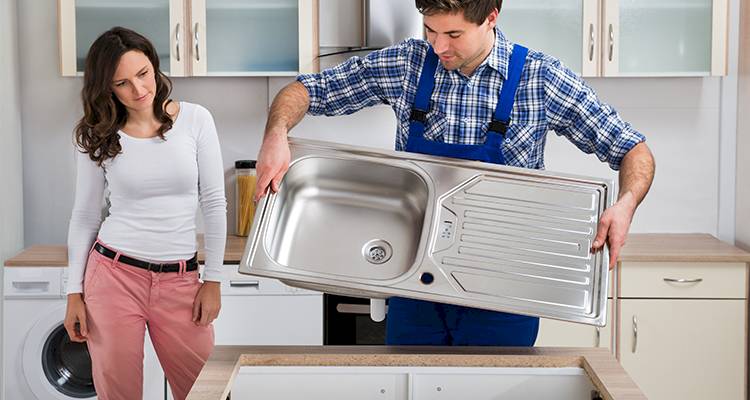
{"left": 74, "top": 27, "right": 174, "bottom": 165}
{"left": 415, "top": 0, "right": 502, "bottom": 25}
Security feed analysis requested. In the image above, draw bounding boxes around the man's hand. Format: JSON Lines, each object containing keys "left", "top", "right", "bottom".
{"left": 254, "top": 129, "right": 291, "bottom": 202}
{"left": 192, "top": 281, "right": 221, "bottom": 326}
{"left": 592, "top": 191, "right": 638, "bottom": 270}
{"left": 64, "top": 293, "right": 88, "bottom": 342}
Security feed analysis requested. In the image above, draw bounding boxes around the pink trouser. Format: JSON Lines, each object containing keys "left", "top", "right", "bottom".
{"left": 83, "top": 241, "right": 214, "bottom": 400}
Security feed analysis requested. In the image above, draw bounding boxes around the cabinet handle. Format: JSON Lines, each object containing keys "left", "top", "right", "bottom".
{"left": 608, "top": 24, "right": 614, "bottom": 62}
{"left": 229, "top": 280, "right": 259, "bottom": 287}
{"left": 632, "top": 315, "right": 638, "bottom": 353}
{"left": 588, "top": 23, "right": 595, "bottom": 62}
{"left": 595, "top": 326, "right": 601, "bottom": 347}
{"left": 194, "top": 22, "right": 200, "bottom": 62}
{"left": 175, "top": 23, "right": 181, "bottom": 62}
{"left": 663, "top": 278, "right": 703, "bottom": 284}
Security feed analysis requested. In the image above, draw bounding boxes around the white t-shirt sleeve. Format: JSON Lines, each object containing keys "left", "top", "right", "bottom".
{"left": 66, "top": 148, "right": 106, "bottom": 294}
{"left": 195, "top": 106, "right": 227, "bottom": 282}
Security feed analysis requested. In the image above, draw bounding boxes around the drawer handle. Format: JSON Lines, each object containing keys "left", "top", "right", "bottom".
{"left": 229, "top": 280, "right": 259, "bottom": 288}
{"left": 663, "top": 278, "right": 703, "bottom": 284}
{"left": 632, "top": 315, "right": 638, "bottom": 353}
{"left": 12, "top": 281, "right": 50, "bottom": 291}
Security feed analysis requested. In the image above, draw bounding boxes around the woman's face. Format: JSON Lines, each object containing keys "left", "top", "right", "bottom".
{"left": 111, "top": 50, "right": 156, "bottom": 113}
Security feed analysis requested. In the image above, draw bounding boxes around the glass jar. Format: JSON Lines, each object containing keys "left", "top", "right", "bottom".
{"left": 235, "top": 160, "right": 257, "bottom": 236}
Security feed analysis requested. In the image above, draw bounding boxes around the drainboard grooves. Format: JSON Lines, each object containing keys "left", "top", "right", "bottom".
{"left": 453, "top": 193, "right": 595, "bottom": 220}
{"left": 462, "top": 221, "right": 590, "bottom": 246}
{"left": 442, "top": 256, "right": 591, "bottom": 286}
{"left": 456, "top": 245, "right": 589, "bottom": 271}
{"left": 460, "top": 232, "right": 586, "bottom": 258}
{"left": 464, "top": 178, "right": 597, "bottom": 211}
{"left": 462, "top": 208, "right": 594, "bottom": 235}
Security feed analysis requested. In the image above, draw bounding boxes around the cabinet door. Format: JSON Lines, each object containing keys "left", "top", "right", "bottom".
{"left": 619, "top": 299, "right": 745, "bottom": 400}
{"left": 499, "top": 0, "right": 599, "bottom": 76}
{"left": 213, "top": 295, "right": 323, "bottom": 345}
{"left": 59, "top": 0, "right": 186, "bottom": 76}
{"left": 535, "top": 299, "right": 612, "bottom": 348}
{"left": 190, "top": 0, "right": 318, "bottom": 76}
{"left": 602, "top": 0, "right": 728, "bottom": 76}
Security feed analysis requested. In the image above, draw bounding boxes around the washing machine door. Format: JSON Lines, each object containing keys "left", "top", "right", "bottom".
{"left": 22, "top": 303, "right": 96, "bottom": 399}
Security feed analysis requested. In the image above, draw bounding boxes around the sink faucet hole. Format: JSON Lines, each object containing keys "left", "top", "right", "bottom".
{"left": 420, "top": 272, "right": 434, "bottom": 285}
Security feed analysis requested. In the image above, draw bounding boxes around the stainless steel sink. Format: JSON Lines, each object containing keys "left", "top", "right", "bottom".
{"left": 263, "top": 156, "right": 430, "bottom": 281}
{"left": 240, "top": 138, "right": 613, "bottom": 326}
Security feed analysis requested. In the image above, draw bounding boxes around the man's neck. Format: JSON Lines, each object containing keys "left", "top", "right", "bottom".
{"left": 459, "top": 30, "right": 496, "bottom": 76}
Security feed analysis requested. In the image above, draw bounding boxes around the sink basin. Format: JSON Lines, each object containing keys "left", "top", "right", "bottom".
{"left": 263, "top": 156, "right": 430, "bottom": 281}
{"left": 241, "top": 138, "right": 613, "bottom": 326}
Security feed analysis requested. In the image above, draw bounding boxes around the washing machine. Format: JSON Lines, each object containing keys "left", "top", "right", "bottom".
{"left": 3, "top": 266, "right": 165, "bottom": 399}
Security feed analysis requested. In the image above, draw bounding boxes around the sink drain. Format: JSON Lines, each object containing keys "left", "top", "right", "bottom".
{"left": 362, "top": 239, "right": 393, "bottom": 264}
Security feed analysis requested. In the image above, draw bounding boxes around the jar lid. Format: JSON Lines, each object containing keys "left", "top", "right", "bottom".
{"left": 235, "top": 160, "right": 257, "bottom": 169}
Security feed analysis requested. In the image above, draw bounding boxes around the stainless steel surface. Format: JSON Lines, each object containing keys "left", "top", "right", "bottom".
{"left": 632, "top": 315, "right": 638, "bottom": 353}
{"left": 588, "top": 23, "right": 595, "bottom": 62}
{"left": 364, "top": 0, "right": 423, "bottom": 48}
{"left": 663, "top": 278, "right": 703, "bottom": 284}
{"left": 229, "top": 280, "right": 260, "bottom": 287}
{"left": 241, "top": 138, "right": 613, "bottom": 326}
{"left": 175, "top": 23, "right": 181, "bottom": 62}
{"left": 194, "top": 22, "right": 200, "bottom": 62}
{"left": 608, "top": 24, "right": 614, "bottom": 62}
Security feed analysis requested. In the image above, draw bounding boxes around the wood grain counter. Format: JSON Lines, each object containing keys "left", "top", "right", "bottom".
{"left": 187, "top": 346, "right": 646, "bottom": 400}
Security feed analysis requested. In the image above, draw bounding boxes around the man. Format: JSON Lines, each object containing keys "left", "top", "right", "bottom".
{"left": 254, "top": 0, "right": 655, "bottom": 346}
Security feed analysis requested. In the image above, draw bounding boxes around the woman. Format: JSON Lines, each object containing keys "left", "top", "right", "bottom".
{"left": 64, "top": 27, "right": 226, "bottom": 400}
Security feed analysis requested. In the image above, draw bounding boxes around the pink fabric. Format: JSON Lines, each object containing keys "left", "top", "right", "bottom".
{"left": 83, "top": 241, "right": 214, "bottom": 400}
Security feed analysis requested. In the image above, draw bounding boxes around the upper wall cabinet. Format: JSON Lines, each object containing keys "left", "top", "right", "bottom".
{"left": 58, "top": 0, "right": 319, "bottom": 77}
{"left": 499, "top": 0, "right": 728, "bottom": 77}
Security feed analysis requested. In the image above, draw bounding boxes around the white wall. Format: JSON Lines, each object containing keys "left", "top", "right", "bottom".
{"left": 16, "top": 0, "right": 734, "bottom": 246}
{"left": 1, "top": 0, "right": 25, "bottom": 395}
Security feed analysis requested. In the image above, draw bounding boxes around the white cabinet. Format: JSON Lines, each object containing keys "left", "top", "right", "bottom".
{"left": 58, "top": 0, "right": 319, "bottom": 77}
{"left": 213, "top": 269, "right": 323, "bottom": 345}
{"left": 617, "top": 262, "right": 747, "bottom": 400}
{"left": 499, "top": 0, "right": 728, "bottom": 76}
{"left": 535, "top": 299, "right": 613, "bottom": 349}
{"left": 231, "top": 366, "right": 597, "bottom": 400}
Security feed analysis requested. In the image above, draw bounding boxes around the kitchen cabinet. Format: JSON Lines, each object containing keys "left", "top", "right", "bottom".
{"left": 58, "top": 0, "right": 319, "bottom": 77}
{"left": 617, "top": 262, "right": 747, "bottom": 400}
{"left": 498, "top": 0, "right": 728, "bottom": 76}
{"left": 535, "top": 299, "right": 613, "bottom": 349}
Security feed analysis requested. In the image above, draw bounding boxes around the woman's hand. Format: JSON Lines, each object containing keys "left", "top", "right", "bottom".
{"left": 64, "top": 293, "right": 88, "bottom": 342}
{"left": 192, "top": 281, "right": 221, "bottom": 326}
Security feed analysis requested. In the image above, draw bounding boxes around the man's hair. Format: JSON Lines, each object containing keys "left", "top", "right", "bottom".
{"left": 415, "top": 0, "right": 502, "bottom": 25}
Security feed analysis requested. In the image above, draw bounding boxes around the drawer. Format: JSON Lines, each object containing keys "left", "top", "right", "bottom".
{"left": 619, "top": 262, "right": 747, "bottom": 298}
{"left": 203, "top": 265, "right": 322, "bottom": 296}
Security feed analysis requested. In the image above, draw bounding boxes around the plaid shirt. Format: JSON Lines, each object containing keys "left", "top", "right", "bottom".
{"left": 297, "top": 29, "right": 645, "bottom": 170}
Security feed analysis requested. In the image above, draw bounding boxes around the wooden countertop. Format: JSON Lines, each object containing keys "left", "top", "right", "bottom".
{"left": 6, "top": 233, "right": 750, "bottom": 267}
{"left": 186, "top": 346, "right": 646, "bottom": 400}
{"left": 3, "top": 235, "right": 248, "bottom": 267}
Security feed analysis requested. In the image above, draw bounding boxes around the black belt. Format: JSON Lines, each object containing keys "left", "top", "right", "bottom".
{"left": 94, "top": 243, "right": 198, "bottom": 273}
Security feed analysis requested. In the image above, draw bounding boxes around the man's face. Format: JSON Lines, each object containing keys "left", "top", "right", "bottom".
{"left": 423, "top": 10, "right": 498, "bottom": 73}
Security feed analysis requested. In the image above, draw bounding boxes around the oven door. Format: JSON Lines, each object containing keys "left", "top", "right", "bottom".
{"left": 324, "top": 295, "right": 386, "bottom": 345}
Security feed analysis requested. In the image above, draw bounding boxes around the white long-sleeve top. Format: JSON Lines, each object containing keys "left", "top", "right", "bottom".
{"left": 67, "top": 102, "right": 227, "bottom": 294}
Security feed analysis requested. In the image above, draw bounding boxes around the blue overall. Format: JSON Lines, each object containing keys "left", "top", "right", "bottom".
{"left": 385, "top": 44, "right": 540, "bottom": 346}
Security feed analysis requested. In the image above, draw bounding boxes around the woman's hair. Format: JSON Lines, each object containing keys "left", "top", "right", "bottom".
{"left": 74, "top": 26, "right": 174, "bottom": 165}
{"left": 415, "top": 0, "right": 502, "bottom": 25}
